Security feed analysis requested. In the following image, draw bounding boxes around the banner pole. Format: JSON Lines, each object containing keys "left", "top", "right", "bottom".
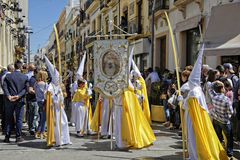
{"left": 164, "top": 12, "right": 187, "bottom": 160}
{"left": 54, "top": 24, "right": 62, "bottom": 140}
{"left": 110, "top": 98, "right": 113, "bottom": 150}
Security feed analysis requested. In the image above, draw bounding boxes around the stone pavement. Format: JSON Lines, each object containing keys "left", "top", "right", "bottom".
{"left": 0, "top": 123, "right": 239, "bottom": 160}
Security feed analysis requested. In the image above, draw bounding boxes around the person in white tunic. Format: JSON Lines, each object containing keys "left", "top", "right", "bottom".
{"left": 72, "top": 78, "right": 92, "bottom": 137}
{"left": 44, "top": 56, "right": 71, "bottom": 147}
{"left": 70, "top": 80, "right": 78, "bottom": 126}
{"left": 113, "top": 95, "right": 128, "bottom": 149}
{"left": 100, "top": 97, "right": 111, "bottom": 138}
{"left": 90, "top": 94, "right": 111, "bottom": 138}
{"left": 182, "top": 45, "right": 228, "bottom": 159}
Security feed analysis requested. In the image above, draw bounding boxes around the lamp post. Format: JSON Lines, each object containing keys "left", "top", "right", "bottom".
{"left": 151, "top": 0, "right": 156, "bottom": 68}
{"left": 25, "top": 26, "right": 33, "bottom": 64}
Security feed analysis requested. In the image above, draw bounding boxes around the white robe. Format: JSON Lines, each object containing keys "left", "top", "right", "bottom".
{"left": 184, "top": 86, "right": 209, "bottom": 160}
{"left": 101, "top": 98, "right": 110, "bottom": 136}
{"left": 48, "top": 83, "right": 71, "bottom": 146}
{"left": 70, "top": 81, "right": 78, "bottom": 124}
{"left": 113, "top": 96, "right": 127, "bottom": 148}
{"left": 54, "top": 103, "right": 71, "bottom": 146}
{"left": 74, "top": 102, "right": 89, "bottom": 133}
{"left": 73, "top": 82, "right": 92, "bottom": 134}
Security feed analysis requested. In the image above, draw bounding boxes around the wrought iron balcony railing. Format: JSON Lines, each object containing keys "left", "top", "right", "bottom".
{"left": 85, "top": 0, "right": 94, "bottom": 11}
{"left": 149, "top": 0, "right": 169, "bottom": 15}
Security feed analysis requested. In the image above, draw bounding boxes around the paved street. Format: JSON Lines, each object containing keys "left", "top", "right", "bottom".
{"left": 0, "top": 123, "right": 240, "bottom": 160}
{"left": 0, "top": 123, "right": 184, "bottom": 160}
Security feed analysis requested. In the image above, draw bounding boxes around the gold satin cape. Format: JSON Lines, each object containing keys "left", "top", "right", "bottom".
{"left": 72, "top": 85, "right": 93, "bottom": 125}
{"left": 122, "top": 87, "right": 156, "bottom": 148}
{"left": 90, "top": 100, "right": 103, "bottom": 132}
{"left": 138, "top": 77, "right": 151, "bottom": 124}
{"left": 188, "top": 98, "right": 228, "bottom": 160}
{"left": 46, "top": 91, "right": 55, "bottom": 147}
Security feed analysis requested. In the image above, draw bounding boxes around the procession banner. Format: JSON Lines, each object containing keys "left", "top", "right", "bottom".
{"left": 94, "top": 39, "right": 129, "bottom": 98}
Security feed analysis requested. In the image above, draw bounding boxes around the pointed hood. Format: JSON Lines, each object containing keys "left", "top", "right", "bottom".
{"left": 76, "top": 51, "right": 86, "bottom": 80}
{"left": 131, "top": 59, "right": 141, "bottom": 78}
{"left": 44, "top": 55, "right": 60, "bottom": 85}
{"left": 188, "top": 44, "right": 205, "bottom": 89}
{"left": 128, "top": 47, "right": 135, "bottom": 72}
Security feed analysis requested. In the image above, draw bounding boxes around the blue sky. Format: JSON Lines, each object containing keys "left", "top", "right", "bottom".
{"left": 29, "top": 0, "right": 67, "bottom": 54}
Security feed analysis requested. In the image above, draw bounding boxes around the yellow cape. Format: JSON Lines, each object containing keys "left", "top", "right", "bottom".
{"left": 139, "top": 77, "right": 151, "bottom": 124}
{"left": 122, "top": 87, "right": 156, "bottom": 148}
{"left": 46, "top": 92, "right": 55, "bottom": 147}
{"left": 90, "top": 100, "right": 103, "bottom": 132}
{"left": 188, "top": 98, "right": 228, "bottom": 160}
{"left": 72, "top": 85, "right": 93, "bottom": 125}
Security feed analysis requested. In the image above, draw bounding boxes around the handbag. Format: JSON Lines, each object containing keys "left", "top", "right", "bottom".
{"left": 168, "top": 92, "right": 178, "bottom": 109}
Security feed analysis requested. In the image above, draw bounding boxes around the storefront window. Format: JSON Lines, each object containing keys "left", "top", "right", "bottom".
{"left": 186, "top": 28, "right": 200, "bottom": 65}
{"left": 135, "top": 53, "right": 147, "bottom": 72}
{"left": 159, "top": 36, "right": 166, "bottom": 70}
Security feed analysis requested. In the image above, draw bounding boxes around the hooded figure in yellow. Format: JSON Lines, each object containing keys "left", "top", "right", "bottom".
{"left": 131, "top": 59, "right": 151, "bottom": 124}
{"left": 113, "top": 47, "right": 156, "bottom": 149}
{"left": 184, "top": 45, "right": 228, "bottom": 159}
{"left": 44, "top": 56, "right": 71, "bottom": 147}
{"left": 72, "top": 52, "right": 93, "bottom": 137}
{"left": 119, "top": 79, "right": 156, "bottom": 149}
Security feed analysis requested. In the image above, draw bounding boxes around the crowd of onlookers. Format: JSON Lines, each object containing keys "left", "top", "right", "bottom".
{"left": 144, "top": 63, "right": 240, "bottom": 157}
{"left": 0, "top": 61, "right": 49, "bottom": 142}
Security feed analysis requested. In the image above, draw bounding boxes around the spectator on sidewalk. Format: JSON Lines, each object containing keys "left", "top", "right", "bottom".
{"left": 209, "top": 81, "right": 234, "bottom": 158}
{"left": 27, "top": 66, "right": 39, "bottom": 135}
{"left": 34, "top": 70, "right": 48, "bottom": 139}
{"left": 145, "top": 67, "right": 160, "bottom": 105}
{"left": 2, "top": 61, "right": 28, "bottom": 143}
{"left": 1, "top": 65, "right": 14, "bottom": 134}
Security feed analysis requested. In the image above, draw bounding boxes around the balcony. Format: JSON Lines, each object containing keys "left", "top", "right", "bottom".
{"left": 174, "top": 0, "right": 193, "bottom": 7}
{"left": 85, "top": 0, "right": 100, "bottom": 14}
{"left": 100, "top": 0, "right": 109, "bottom": 13}
{"left": 174, "top": 0, "right": 202, "bottom": 18}
{"left": 107, "top": 0, "right": 117, "bottom": 7}
{"left": 149, "top": 0, "right": 169, "bottom": 16}
{"left": 85, "top": 0, "right": 94, "bottom": 11}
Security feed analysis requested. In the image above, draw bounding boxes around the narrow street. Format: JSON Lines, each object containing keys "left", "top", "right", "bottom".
{"left": 1, "top": 122, "right": 240, "bottom": 160}
{"left": 0, "top": 123, "right": 184, "bottom": 160}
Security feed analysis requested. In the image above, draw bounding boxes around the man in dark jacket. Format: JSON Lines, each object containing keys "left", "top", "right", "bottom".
{"left": 2, "top": 61, "right": 28, "bottom": 143}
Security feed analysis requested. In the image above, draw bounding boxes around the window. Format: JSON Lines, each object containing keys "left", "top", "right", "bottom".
{"left": 159, "top": 36, "right": 166, "bottom": 70}
{"left": 186, "top": 27, "right": 200, "bottom": 65}
{"left": 114, "top": 16, "right": 118, "bottom": 34}
{"left": 92, "top": 19, "right": 96, "bottom": 32}
{"left": 105, "top": 18, "right": 109, "bottom": 34}
{"left": 129, "top": 2, "right": 134, "bottom": 15}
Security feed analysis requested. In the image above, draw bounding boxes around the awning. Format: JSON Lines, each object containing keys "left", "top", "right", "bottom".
{"left": 204, "top": 2, "right": 240, "bottom": 56}
{"left": 175, "top": 15, "right": 201, "bottom": 32}
{"left": 129, "top": 38, "right": 150, "bottom": 55}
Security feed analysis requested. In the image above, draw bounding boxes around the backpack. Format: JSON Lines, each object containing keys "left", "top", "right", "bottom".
{"left": 230, "top": 74, "right": 239, "bottom": 88}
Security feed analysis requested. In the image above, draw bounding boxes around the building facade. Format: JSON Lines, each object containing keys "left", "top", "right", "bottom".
{"left": 154, "top": 0, "right": 240, "bottom": 72}
{"left": 78, "top": 0, "right": 153, "bottom": 73}
{"left": 44, "top": 0, "right": 240, "bottom": 77}
{"left": 0, "top": 0, "right": 28, "bottom": 67}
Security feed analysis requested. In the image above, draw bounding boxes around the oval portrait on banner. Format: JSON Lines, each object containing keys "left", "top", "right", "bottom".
{"left": 101, "top": 50, "right": 120, "bottom": 77}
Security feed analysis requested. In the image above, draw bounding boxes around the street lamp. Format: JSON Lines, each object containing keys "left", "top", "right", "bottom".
{"left": 25, "top": 26, "right": 33, "bottom": 64}
{"left": 151, "top": 0, "right": 156, "bottom": 68}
